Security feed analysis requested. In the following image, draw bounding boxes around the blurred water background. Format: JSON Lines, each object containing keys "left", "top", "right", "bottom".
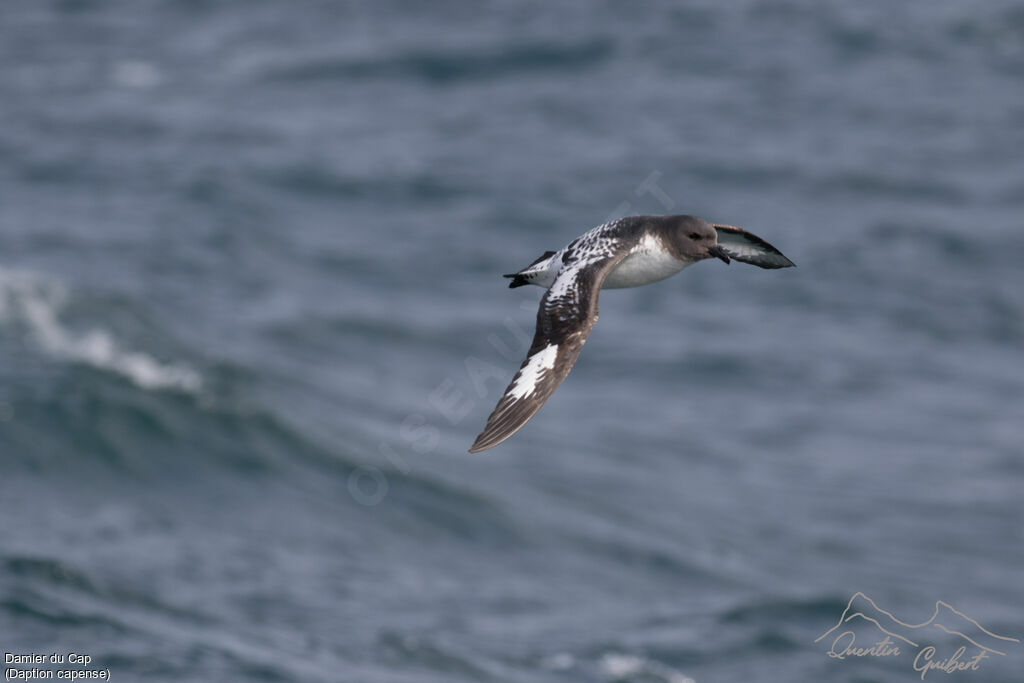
{"left": 1, "top": 1, "right": 1023, "bottom": 681}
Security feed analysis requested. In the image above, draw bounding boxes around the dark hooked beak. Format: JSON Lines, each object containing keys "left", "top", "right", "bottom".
{"left": 707, "top": 244, "right": 731, "bottom": 264}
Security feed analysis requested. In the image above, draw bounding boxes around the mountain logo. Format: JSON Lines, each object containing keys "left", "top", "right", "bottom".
{"left": 815, "top": 592, "right": 1019, "bottom": 679}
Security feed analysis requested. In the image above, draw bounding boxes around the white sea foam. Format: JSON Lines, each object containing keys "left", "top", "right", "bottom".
{"left": 0, "top": 267, "right": 202, "bottom": 393}
{"left": 599, "top": 653, "right": 696, "bottom": 683}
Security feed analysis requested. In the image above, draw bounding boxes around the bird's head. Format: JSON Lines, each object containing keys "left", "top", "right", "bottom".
{"left": 672, "top": 216, "right": 730, "bottom": 264}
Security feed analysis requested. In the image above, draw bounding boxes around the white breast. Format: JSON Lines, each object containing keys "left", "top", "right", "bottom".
{"left": 602, "top": 235, "right": 688, "bottom": 289}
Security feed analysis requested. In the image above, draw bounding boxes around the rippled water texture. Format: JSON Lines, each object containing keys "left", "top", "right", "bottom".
{"left": 1, "top": 1, "right": 1023, "bottom": 681}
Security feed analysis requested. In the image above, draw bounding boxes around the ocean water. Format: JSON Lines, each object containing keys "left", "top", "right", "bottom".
{"left": 2, "top": 1, "right": 1023, "bottom": 681}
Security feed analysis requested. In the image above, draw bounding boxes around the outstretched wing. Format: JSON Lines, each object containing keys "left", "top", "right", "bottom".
{"left": 469, "top": 229, "right": 636, "bottom": 453}
{"left": 713, "top": 224, "right": 795, "bottom": 269}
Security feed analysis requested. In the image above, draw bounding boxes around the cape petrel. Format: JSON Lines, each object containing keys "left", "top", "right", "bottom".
{"left": 469, "top": 214, "right": 794, "bottom": 453}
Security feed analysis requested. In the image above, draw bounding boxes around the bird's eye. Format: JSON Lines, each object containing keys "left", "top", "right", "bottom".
{"left": 688, "top": 232, "right": 701, "bottom": 240}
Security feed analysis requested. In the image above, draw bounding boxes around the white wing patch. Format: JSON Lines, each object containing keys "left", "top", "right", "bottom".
{"left": 545, "top": 222, "right": 626, "bottom": 299}
{"left": 545, "top": 264, "right": 578, "bottom": 300}
{"left": 508, "top": 343, "right": 559, "bottom": 399}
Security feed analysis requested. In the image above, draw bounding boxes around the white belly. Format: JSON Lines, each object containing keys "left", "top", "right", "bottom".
{"left": 602, "top": 249, "right": 689, "bottom": 289}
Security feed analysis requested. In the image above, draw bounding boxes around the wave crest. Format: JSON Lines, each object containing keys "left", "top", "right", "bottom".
{"left": 0, "top": 267, "right": 202, "bottom": 393}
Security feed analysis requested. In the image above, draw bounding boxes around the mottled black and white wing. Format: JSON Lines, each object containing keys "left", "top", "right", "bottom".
{"left": 469, "top": 227, "right": 637, "bottom": 453}
{"left": 714, "top": 224, "right": 795, "bottom": 269}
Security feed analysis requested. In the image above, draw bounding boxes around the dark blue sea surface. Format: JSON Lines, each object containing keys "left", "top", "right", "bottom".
{"left": 2, "top": 1, "right": 1023, "bottom": 681}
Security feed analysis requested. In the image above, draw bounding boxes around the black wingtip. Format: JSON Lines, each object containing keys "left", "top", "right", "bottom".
{"left": 763, "top": 255, "right": 796, "bottom": 269}
{"left": 469, "top": 432, "right": 500, "bottom": 453}
{"left": 713, "top": 224, "right": 796, "bottom": 270}
{"left": 505, "top": 275, "right": 528, "bottom": 288}
{"left": 468, "top": 429, "right": 509, "bottom": 452}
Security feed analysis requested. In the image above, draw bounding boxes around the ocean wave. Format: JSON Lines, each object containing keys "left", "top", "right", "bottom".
{"left": 0, "top": 267, "right": 202, "bottom": 393}
{"left": 256, "top": 38, "right": 614, "bottom": 85}
{"left": 599, "top": 652, "right": 696, "bottom": 683}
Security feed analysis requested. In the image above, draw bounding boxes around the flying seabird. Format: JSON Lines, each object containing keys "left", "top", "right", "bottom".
{"left": 468, "top": 214, "right": 794, "bottom": 453}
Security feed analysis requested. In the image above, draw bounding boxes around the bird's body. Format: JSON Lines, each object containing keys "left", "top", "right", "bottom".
{"left": 470, "top": 215, "right": 794, "bottom": 453}
{"left": 512, "top": 231, "right": 692, "bottom": 290}
{"left": 603, "top": 233, "right": 694, "bottom": 288}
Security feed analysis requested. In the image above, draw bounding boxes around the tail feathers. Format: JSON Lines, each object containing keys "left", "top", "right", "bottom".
{"left": 502, "top": 251, "right": 556, "bottom": 288}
